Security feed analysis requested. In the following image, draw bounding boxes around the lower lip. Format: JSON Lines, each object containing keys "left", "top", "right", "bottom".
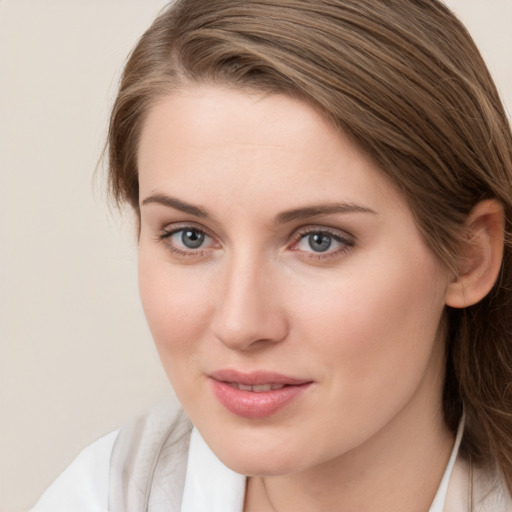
{"left": 210, "top": 379, "right": 311, "bottom": 419}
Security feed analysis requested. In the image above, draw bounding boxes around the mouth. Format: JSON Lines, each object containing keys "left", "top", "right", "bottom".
{"left": 209, "top": 369, "right": 313, "bottom": 419}
{"left": 226, "top": 382, "right": 288, "bottom": 392}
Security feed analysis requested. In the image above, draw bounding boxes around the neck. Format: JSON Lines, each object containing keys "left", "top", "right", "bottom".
{"left": 245, "top": 390, "right": 454, "bottom": 512}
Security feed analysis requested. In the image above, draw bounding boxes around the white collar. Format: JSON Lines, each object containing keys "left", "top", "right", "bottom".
{"left": 181, "top": 428, "right": 246, "bottom": 512}
{"left": 429, "top": 416, "right": 465, "bottom": 511}
{"left": 181, "top": 419, "right": 465, "bottom": 512}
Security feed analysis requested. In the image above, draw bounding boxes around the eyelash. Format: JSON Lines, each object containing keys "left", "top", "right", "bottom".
{"left": 156, "top": 224, "right": 355, "bottom": 262}
{"left": 157, "top": 225, "right": 215, "bottom": 257}
{"left": 290, "top": 227, "right": 355, "bottom": 262}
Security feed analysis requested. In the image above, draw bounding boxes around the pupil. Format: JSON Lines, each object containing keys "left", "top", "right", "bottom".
{"left": 182, "top": 229, "right": 204, "bottom": 249}
{"left": 309, "top": 233, "right": 331, "bottom": 252}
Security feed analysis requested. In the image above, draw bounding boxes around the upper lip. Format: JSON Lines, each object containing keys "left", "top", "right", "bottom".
{"left": 209, "top": 369, "right": 311, "bottom": 386}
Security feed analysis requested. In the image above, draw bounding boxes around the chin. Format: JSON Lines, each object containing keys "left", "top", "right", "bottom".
{"left": 220, "top": 452, "right": 302, "bottom": 477}
{"left": 204, "top": 430, "right": 311, "bottom": 477}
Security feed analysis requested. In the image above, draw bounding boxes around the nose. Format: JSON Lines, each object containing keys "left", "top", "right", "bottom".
{"left": 211, "top": 254, "right": 289, "bottom": 351}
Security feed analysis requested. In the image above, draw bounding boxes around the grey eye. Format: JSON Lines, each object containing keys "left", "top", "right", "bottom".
{"left": 307, "top": 233, "right": 332, "bottom": 252}
{"left": 180, "top": 229, "right": 206, "bottom": 249}
{"left": 295, "top": 229, "right": 353, "bottom": 257}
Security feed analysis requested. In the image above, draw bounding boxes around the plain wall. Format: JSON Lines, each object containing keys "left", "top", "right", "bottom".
{"left": 0, "top": 1, "right": 510, "bottom": 511}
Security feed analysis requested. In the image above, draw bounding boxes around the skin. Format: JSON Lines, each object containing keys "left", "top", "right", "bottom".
{"left": 137, "top": 85, "right": 456, "bottom": 512}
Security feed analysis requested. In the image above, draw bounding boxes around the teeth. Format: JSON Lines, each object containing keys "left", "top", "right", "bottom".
{"left": 229, "top": 382, "right": 285, "bottom": 392}
{"left": 252, "top": 384, "right": 272, "bottom": 392}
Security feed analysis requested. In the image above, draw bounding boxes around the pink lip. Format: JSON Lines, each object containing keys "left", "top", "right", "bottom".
{"left": 209, "top": 369, "right": 313, "bottom": 419}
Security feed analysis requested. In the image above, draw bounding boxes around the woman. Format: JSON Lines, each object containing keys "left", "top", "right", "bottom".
{"left": 32, "top": 0, "right": 512, "bottom": 510}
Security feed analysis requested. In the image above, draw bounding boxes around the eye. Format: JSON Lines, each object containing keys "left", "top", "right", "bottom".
{"left": 300, "top": 232, "right": 336, "bottom": 253}
{"left": 173, "top": 228, "right": 207, "bottom": 249}
{"left": 290, "top": 227, "right": 355, "bottom": 260}
{"left": 158, "top": 225, "right": 216, "bottom": 256}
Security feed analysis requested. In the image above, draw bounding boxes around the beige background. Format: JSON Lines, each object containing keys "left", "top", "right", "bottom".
{"left": 0, "top": 1, "right": 510, "bottom": 511}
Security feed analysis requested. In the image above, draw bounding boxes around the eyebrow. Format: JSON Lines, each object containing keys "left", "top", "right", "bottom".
{"left": 141, "top": 193, "right": 376, "bottom": 223}
{"left": 142, "top": 193, "right": 208, "bottom": 217}
{"left": 274, "top": 203, "right": 377, "bottom": 224}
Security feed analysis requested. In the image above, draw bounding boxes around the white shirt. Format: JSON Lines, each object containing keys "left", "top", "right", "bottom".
{"left": 30, "top": 408, "right": 511, "bottom": 512}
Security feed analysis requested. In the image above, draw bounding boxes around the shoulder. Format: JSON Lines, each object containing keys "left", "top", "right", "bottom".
{"left": 109, "top": 401, "right": 193, "bottom": 511}
{"left": 473, "top": 464, "right": 512, "bottom": 512}
{"left": 30, "top": 402, "right": 193, "bottom": 512}
{"left": 30, "top": 430, "right": 119, "bottom": 512}
{"left": 445, "top": 456, "right": 512, "bottom": 512}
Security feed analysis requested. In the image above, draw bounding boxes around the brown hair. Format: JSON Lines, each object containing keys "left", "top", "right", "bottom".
{"left": 108, "top": 0, "right": 512, "bottom": 488}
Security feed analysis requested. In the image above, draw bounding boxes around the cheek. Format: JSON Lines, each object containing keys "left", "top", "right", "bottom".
{"left": 291, "top": 250, "right": 447, "bottom": 403}
{"left": 138, "top": 250, "right": 213, "bottom": 366}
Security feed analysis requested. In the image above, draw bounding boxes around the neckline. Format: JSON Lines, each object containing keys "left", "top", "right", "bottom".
{"left": 181, "top": 416, "right": 465, "bottom": 512}
{"left": 428, "top": 414, "right": 465, "bottom": 511}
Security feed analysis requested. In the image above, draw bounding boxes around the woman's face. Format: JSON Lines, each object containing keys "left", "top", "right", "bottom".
{"left": 137, "top": 85, "right": 452, "bottom": 476}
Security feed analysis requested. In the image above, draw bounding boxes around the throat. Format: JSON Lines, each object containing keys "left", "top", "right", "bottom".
{"left": 243, "top": 425, "right": 455, "bottom": 512}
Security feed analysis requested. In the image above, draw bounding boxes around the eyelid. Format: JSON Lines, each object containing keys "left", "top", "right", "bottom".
{"left": 288, "top": 225, "right": 356, "bottom": 260}
{"left": 157, "top": 222, "right": 220, "bottom": 256}
{"left": 159, "top": 221, "right": 214, "bottom": 239}
{"left": 293, "top": 224, "right": 355, "bottom": 243}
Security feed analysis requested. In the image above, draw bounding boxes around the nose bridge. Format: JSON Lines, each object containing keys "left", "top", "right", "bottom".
{"left": 212, "top": 247, "right": 287, "bottom": 350}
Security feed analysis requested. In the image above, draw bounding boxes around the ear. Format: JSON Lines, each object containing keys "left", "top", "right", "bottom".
{"left": 445, "top": 199, "right": 504, "bottom": 308}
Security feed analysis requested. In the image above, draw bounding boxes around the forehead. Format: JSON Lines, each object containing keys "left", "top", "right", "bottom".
{"left": 139, "top": 86, "right": 339, "bottom": 160}
{"left": 137, "top": 85, "right": 403, "bottom": 214}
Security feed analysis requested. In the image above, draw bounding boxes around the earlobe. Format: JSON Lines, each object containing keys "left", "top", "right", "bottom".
{"left": 445, "top": 199, "right": 505, "bottom": 309}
